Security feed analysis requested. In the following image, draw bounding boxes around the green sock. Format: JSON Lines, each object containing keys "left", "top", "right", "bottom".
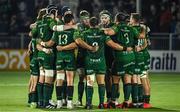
{"left": 62, "top": 81, "right": 67, "bottom": 100}
{"left": 86, "top": 86, "right": 93, "bottom": 105}
{"left": 124, "top": 83, "right": 132, "bottom": 101}
{"left": 132, "top": 83, "right": 138, "bottom": 103}
{"left": 49, "top": 84, "right": 54, "bottom": 100}
{"left": 67, "top": 86, "right": 74, "bottom": 100}
{"left": 111, "top": 84, "right": 118, "bottom": 101}
{"left": 37, "top": 82, "right": 43, "bottom": 104}
{"left": 144, "top": 95, "right": 150, "bottom": 103}
{"left": 98, "top": 84, "right": 105, "bottom": 104}
{"left": 56, "top": 86, "right": 63, "bottom": 100}
{"left": 31, "top": 91, "right": 38, "bottom": 102}
{"left": 43, "top": 83, "right": 52, "bottom": 106}
{"left": 28, "top": 93, "right": 32, "bottom": 104}
{"left": 78, "top": 82, "right": 84, "bottom": 102}
{"left": 116, "top": 89, "right": 120, "bottom": 99}
{"left": 138, "top": 84, "right": 143, "bottom": 103}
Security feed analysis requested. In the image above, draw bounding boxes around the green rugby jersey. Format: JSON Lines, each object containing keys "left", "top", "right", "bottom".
{"left": 31, "top": 26, "right": 39, "bottom": 57}
{"left": 51, "top": 28, "right": 76, "bottom": 57}
{"left": 112, "top": 22, "right": 138, "bottom": 60}
{"left": 74, "top": 23, "right": 89, "bottom": 58}
{"left": 82, "top": 28, "right": 111, "bottom": 59}
{"left": 36, "top": 17, "right": 56, "bottom": 43}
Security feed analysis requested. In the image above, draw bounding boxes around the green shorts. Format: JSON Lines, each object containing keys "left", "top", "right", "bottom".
{"left": 30, "top": 57, "right": 39, "bottom": 76}
{"left": 112, "top": 51, "right": 135, "bottom": 76}
{"left": 134, "top": 52, "right": 145, "bottom": 75}
{"left": 38, "top": 51, "right": 55, "bottom": 70}
{"left": 56, "top": 55, "right": 76, "bottom": 71}
{"left": 85, "top": 57, "right": 106, "bottom": 75}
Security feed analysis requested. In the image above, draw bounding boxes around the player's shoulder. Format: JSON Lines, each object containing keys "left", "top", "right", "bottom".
{"left": 109, "top": 22, "right": 115, "bottom": 27}
{"left": 140, "top": 24, "right": 150, "bottom": 33}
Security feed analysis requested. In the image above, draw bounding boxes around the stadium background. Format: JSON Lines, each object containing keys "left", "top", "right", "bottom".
{"left": 0, "top": 0, "right": 180, "bottom": 111}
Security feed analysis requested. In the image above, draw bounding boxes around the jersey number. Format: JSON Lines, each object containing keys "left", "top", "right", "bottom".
{"left": 92, "top": 42, "right": 98, "bottom": 46}
{"left": 59, "top": 34, "right": 68, "bottom": 45}
{"left": 124, "top": 33, "right": 129, "bottom": 44}
{"left": 138, "top": 39, "right": 144, "bottom": 46}
{"left": 40, "top": 28, "right": 44, "bottom": 38}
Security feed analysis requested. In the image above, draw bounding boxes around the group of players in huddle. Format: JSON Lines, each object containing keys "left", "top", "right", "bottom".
{"left": 27, "top": 4, "right": 152, "bottom": 110}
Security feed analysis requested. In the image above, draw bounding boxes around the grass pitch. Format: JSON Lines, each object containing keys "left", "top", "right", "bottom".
{"left": 0, "top": 71, "right": 180, "bottom": 112}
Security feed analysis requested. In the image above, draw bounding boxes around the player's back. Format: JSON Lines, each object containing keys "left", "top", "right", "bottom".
{"left": 115, "top": 22, "right": 136, "bottom": 47}
{"left": 53, "top": 28, "right": 76, "bottom": 57}
{"left": 36, "top": 17, "right": 56, "bottom": 42}
{"left": 83, "top": 28, "right": 107, "bottom": 59}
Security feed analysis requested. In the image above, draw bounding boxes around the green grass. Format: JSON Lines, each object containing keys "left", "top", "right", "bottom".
{"left": 0, "top": 72, "right": 180, "bottom": 112}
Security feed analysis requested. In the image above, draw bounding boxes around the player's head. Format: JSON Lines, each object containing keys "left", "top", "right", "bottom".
{"left": 37, "top": 8, "right": 48, "bottom": 20}
{"left": 130, "top": 13, "right": 140, "bottom": 24}
{"left": 114, "top": 12, "right": 129, "bottom": 24}
{"left": 99, "top": 10, "right": 111, "bottom": 25}
{"left": 47, "top": 4, "right": 58, "bottom": 19}
{"left": 64, "top": 13, "right": 74, "bottom": 25}
{"left": 61, "top": 6, "right": 72, "bottom": 17}
{"left": 80, "top": 10, "right": 90, "bottom": 26}
{"left": 89, "top": 17, "right": 99, "bottom": 28}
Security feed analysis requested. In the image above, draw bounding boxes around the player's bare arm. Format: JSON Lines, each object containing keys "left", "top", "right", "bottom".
{"left": 27, "top": 41, "right": 32, "bottom": 56}
{"left": 56, "top": 42, "right": 77, "bottom": 51}
{"left": 40, "top": 40, "right": 55, "bottom": 47}
{"left": 29, "top": 31, "right": 32, "bottom": 37}
{"left": 30, "top": 22, "right": 37, "bottom": 29}
{"left": 75, "top": 38, "right": 97, "bottom": 52}
{"left": 106, "top": 40, "right": 133, "bottom": 51}
{"left": 53, "top": 24, "right": 77, "bottom": 31}
{"left": 104, "top": 28, "right": 116, "bottom": 36}
{"left": 138, "top": 27, "right": 146, "bottom": 39}
{"left": 36, "top": 44, "right": 52, "bottom": 54}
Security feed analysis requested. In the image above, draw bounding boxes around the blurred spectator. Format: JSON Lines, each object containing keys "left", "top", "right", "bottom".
{"left": 147, "top": 4, "right": 160, "bottom": 32}
{"left": 9, "top": 15, "right": 18, "bottom": 35}
{"left": 77, "top": 0, "right": 94, "bottom": 16}
{"left": 159, "top": 4, "right": 172, "bottom": 32}
{"left": 0, "top": 0, "right": 180, "bottom": 34}
{"left": 175, "top": 11, "right": 180, "bottom": 38}
{"left": 0, "top": 14, "right": 8, "bottom": 33}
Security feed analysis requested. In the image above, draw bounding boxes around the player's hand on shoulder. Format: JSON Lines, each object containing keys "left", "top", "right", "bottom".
{"left": 135, "top": 46, "right": 141, "bottom": 52}
{"left": 91, "top": 45, "right": 99, "bottom": 52}
{"left": 42, "top": 48, "right": 52, "bottom": 54}
{"left": 72, "top": 25, "right": 78, "bottom": 29}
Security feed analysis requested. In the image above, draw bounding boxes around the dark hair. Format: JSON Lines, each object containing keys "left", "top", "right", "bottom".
{"left": 115, "top": 12, "right": 129, "bottom": 22}
{"left": 80, "top": 10, "right": 90, "bottom": 18}
{"left": 131, "top": 13, "right": 140, "bottom": 22}
{"left": 37, "top": 8, "right": 47, "bottom": 20}
{"left": 47, "top": 4, "right": 58, "bottom": 15}
{"left": 61, "top": 6, "right": 71, "bottom": 16}
{"left": 89, "top": 17, "right": 99, "bottom": 27}
{"left": 99, "top": 10, "right": 111, "bottom": 17}
{"left": 64, "top": 14, "right": 74, "bottom": 24}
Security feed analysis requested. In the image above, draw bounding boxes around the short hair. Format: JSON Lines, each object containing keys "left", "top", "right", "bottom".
{"left": 47, "top": 4, "right": 58, "bottom": 15}
{"left": 80, "top": 10, "right": 90, "bottom": 19}
{"left": 37, "top": 8, "right": 47, "bottom": 20}
{"left": 89, "top": 17, "right": 99, "bottom": 27}
{"left": 99, "top": 10, "right": 111, "bottom": 18}
{"left": 115, "top": 12, "right": 129, "bottom": 22}
{"left": 131, "top": 13, "right": 140, "bottom": 22}
{"left": 64, "top": 13, "right": 74, "bottom": 24}
{"left": 61, "top": 6, "right": 71, "bottom": 16}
